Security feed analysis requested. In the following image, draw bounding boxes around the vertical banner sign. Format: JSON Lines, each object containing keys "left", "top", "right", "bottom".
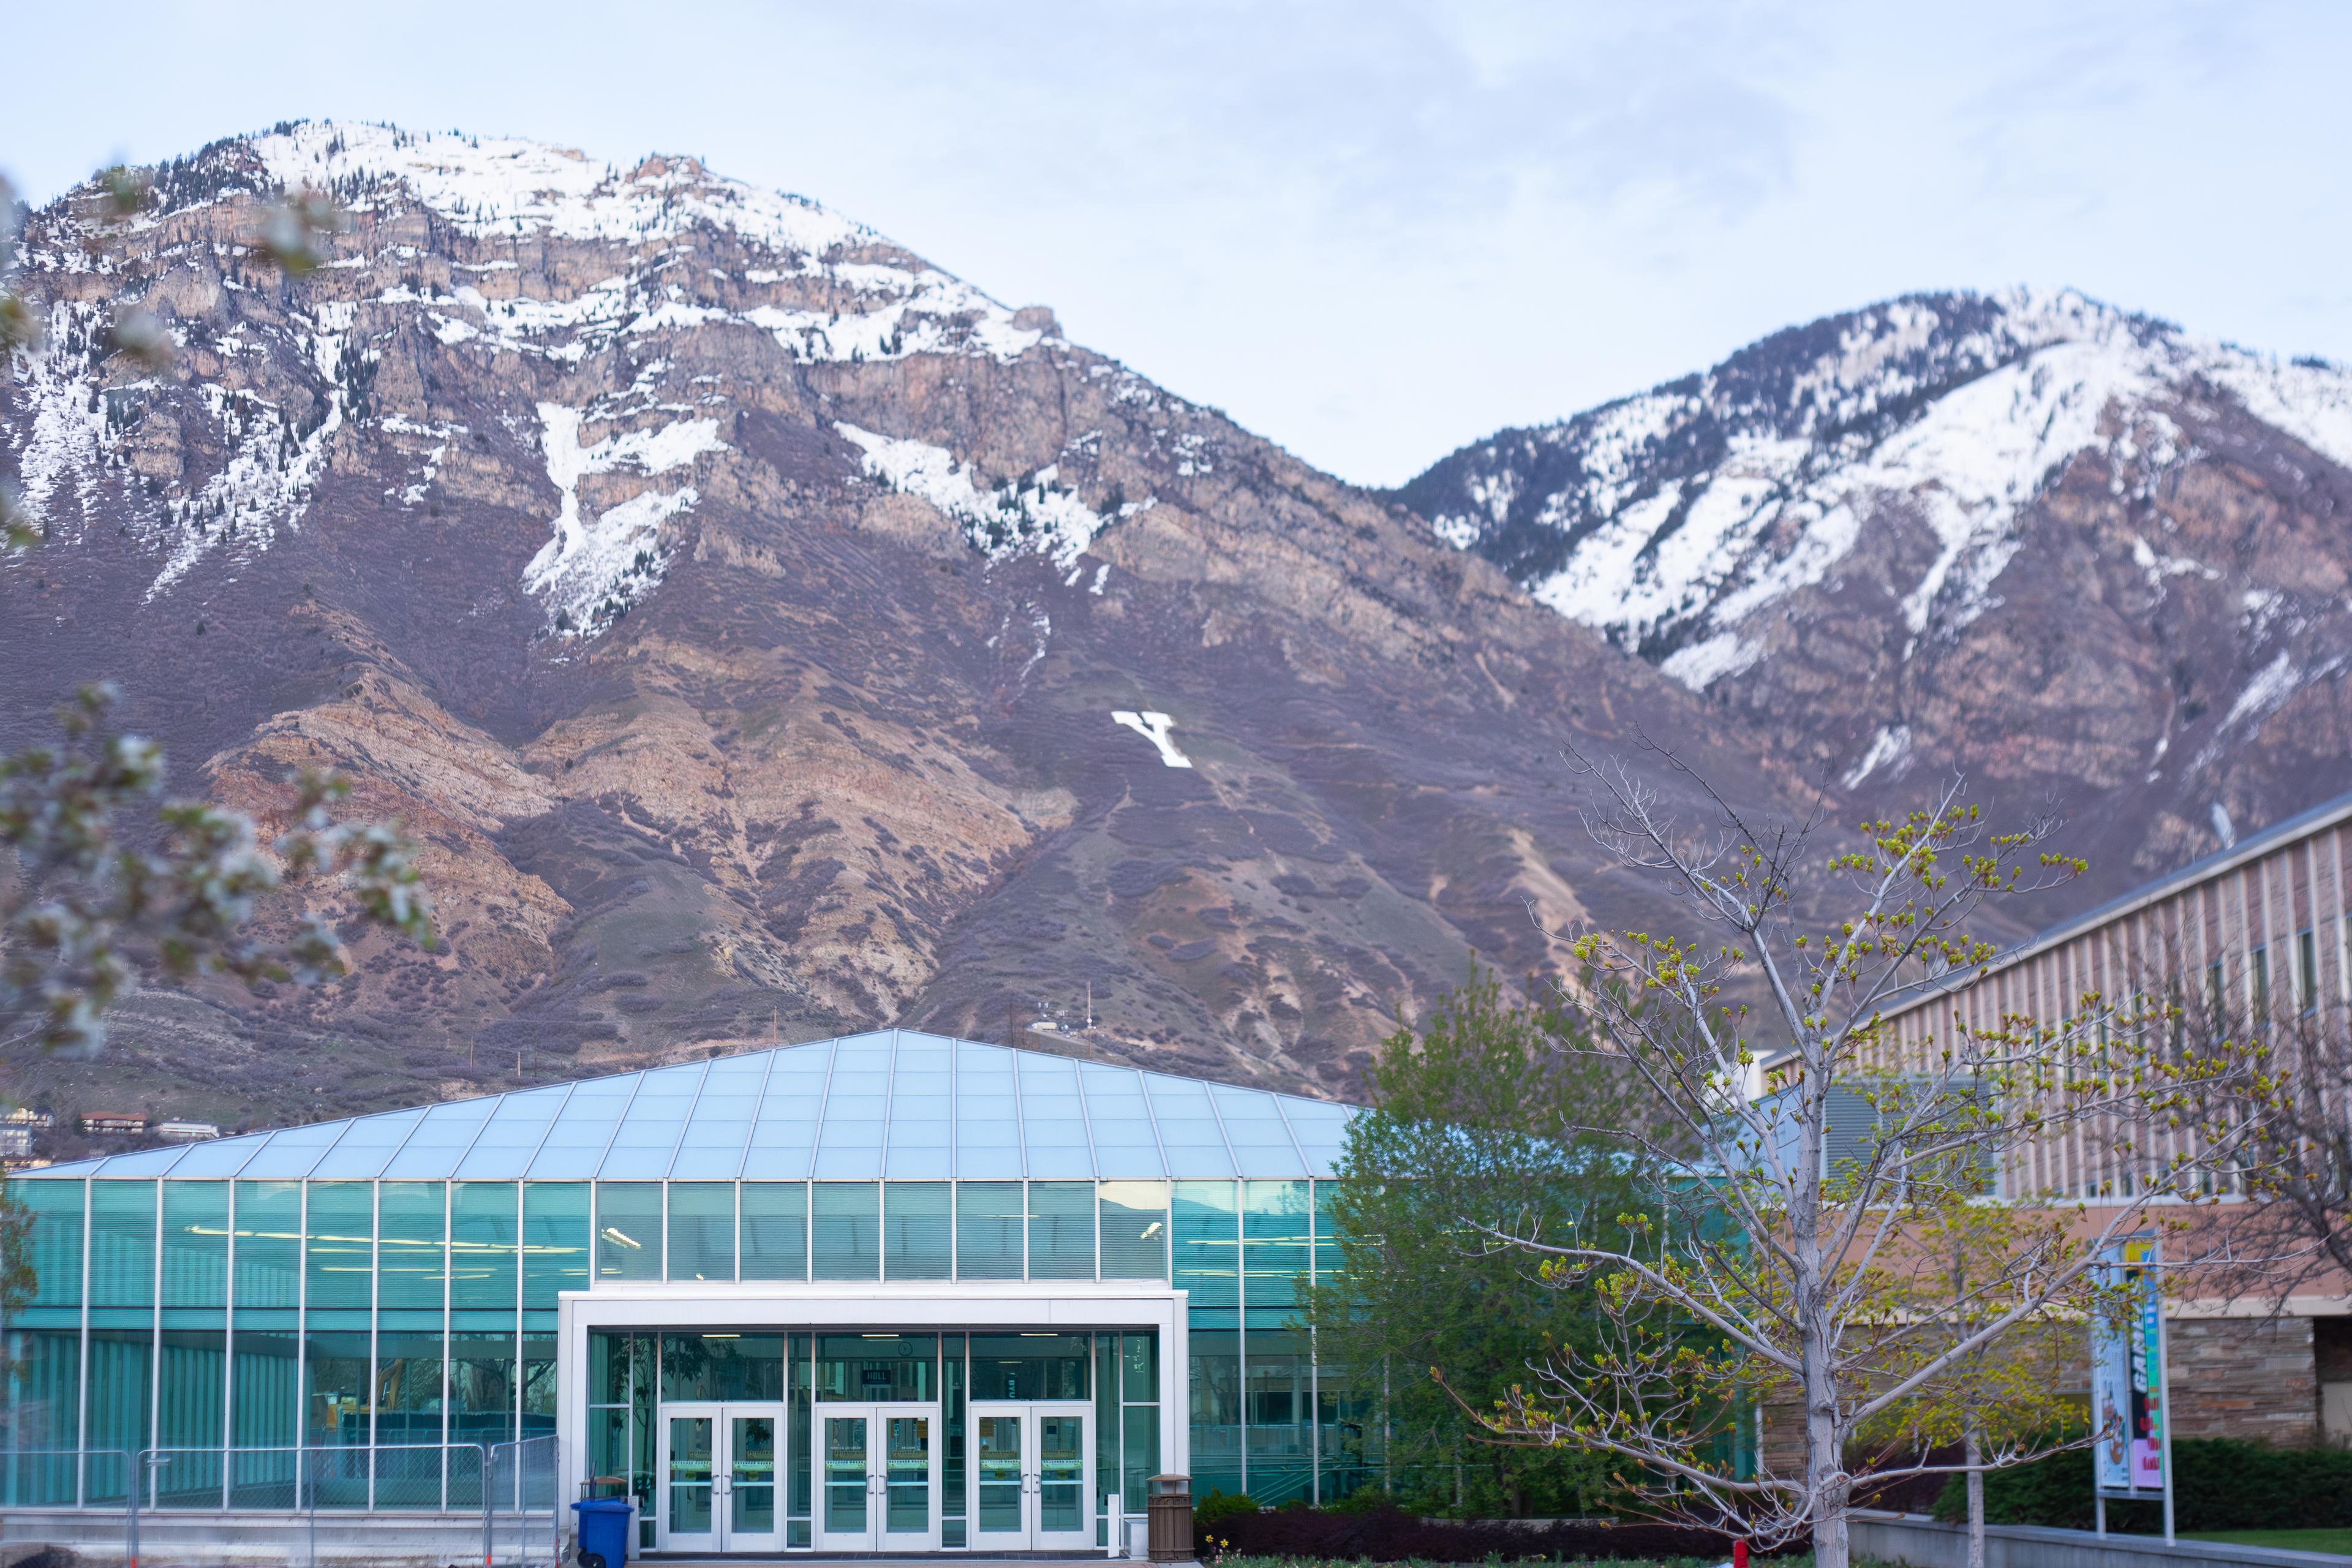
{"left": 2090, "top": 1237, "right": 2167, "bottom": 1498}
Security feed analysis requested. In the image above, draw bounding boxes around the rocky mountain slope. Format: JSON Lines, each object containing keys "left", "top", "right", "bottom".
{"left": 2, "top": 123, "right": 1813, "bottom": 1133}
{"left": 1396, "top": 290, "right": 2352, "bottom": 907}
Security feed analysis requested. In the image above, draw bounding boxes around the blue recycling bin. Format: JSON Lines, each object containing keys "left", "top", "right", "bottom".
{"left": 571, "top": 1497, "right": 634, "bottom": 1566}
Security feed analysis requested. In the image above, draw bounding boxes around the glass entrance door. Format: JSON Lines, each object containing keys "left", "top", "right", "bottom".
{"left": 813, "top": 1401, "right": 941, "bottom": 1551}
{"left": 968, "top": 1402, "right": 1093, "bottom": 1551}
{"left": 657, "top": 1403, "right": 785, "bottom": 1553}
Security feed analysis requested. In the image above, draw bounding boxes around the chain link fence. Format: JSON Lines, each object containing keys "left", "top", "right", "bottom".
{"left": 1, "top": 1439, "right": 560, "bottom": 1567}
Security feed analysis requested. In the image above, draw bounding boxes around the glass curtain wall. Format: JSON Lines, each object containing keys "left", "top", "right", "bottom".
{"left": 4, "top": 1173, "right": 1332, "bottom": 1511}
{"left": 4, "top": 1178, "right": 593, "bottom": 1513}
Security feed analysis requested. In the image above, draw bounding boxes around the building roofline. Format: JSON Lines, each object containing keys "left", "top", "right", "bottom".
{"left": 1879, "top": 785, "right": 2352, "bottom": 1023}
{"left": 15, "top": 1027, "right": 1366, "bottom": 1181}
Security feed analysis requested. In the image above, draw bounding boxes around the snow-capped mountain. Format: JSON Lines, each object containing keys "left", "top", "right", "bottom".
{"left": 2, "top": 121, "right": 1801, "bottom": 1128}
{"left": 1398, "top": 290, "right": 2352, "bottom": 878}
{"left": 11, "top": 123, "right": 1110, "bottom": 635}
{"left": 7, "top": 122, "right": 2345, "bottom": 1134}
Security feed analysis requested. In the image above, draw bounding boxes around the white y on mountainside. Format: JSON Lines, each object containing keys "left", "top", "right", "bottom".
{"left": 1419, "top": 289, "right": 2352, "bottom": 693}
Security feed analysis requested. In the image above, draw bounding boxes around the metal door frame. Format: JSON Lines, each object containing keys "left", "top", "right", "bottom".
{"left": 657, "top": 1403, "right": 723, "bottom": 1555}
{"left": 812, "top": 1400, "right": 943, "bottom": 1552}
{"left": 657, "top": 1400, "right": 786, "bottom": 1553}
{"left": 967, "top": 1400, "right": 1095, "bottom": 1552}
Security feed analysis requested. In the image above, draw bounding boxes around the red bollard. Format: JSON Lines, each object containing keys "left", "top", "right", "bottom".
{"left": 1734, "top": 1540, "right": 1749, "bottom": 1568}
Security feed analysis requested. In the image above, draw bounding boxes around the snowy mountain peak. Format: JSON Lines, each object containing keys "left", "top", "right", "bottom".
{"left": 244, "top": 121, "right": 875, "bottom": 256}
{"left": 10, "top": 121, "right": 1096, "bottom": 636}
{"left": 1399, "top": 287, "right": 2352, "bottom": 692}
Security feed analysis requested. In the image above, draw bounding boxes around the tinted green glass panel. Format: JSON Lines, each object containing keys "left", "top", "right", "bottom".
{"left": 666, "top": 1183, "right": 734, "bottom": 1281}
{"left": 304, "top": 1329, "right": 372, "bottom": 1446}
{"left": 790, "top": 1332, "right": 813, "bottom": 1520}
{"left": 305, "top": 1183, "right": 374, "bottom": 1311}
{"left": 21, "top": 1179, "right": 85, "bottom": 1308}
{"left": 1243, "top": 1322, "right": 1311, "bottom": 1503}
{"left": 162, "top": 1182, "right": 230, "bottom": 1308}
{"left": 1173, "top": 1182, "right": 1238, "bottom": 1307}
{"left": 1121, "top": 1403, "right": 1159, "bottom": 1523}
{"left": 1188, "top": 1324, "right": 1240, "bottom": 1498}
{"left": 884, "top": 1183, "right": 950, "bottom": 1280}
{"left": 592, "top": 1330, "right": 631, "bottom": 1405}
{"left": 659, "top": 1333, "right": 783, "bottom": 1400}
{"left": 450, "top": 1329, "right": 516, "bottom": 1450}
{"left": 5, "top": 1327, "right": 80, "bottom": 1455}
{"left": 233, "top": 1182, "right": 301, "bottom": 1308}
{"left": 230, "top": 1322, "right": 298, "bottom": 1452}
{"left": 522, "top": 1183, "right": 590, "bottom": 1306}
{"left": 375, "top": 1325, "right": 445, "bottom": 1447}
{"left": 1101, "top": 1181, "right": 1169, "bottom": 1280}
{"left": 596, "top": 1184, "right": 661, "bottom": 1281}
{"left": 159, "top": 1326, "right": 227, "bottom": 1471}
{"left": 89, "top": 1180, "right": 157, "bottom": 1308}
{"left": 955, "top": 1182, "right": 1022, "bottom": 1279}
{"left": 943, "top": 1335, "right": 965, "bottom": 1518}
{"left": 378, "top": 1182, "right": 447, "bottom": 1310}
{"left": 1097, "top": 1333, "right": 1118, "bottom": 1514}
{"left": 816, "top": 1333, "right": 935, "bottom": 1400}
{"left": 1030, "top": 1182, "right": 1095, "bottom": 1280}
{"left": 741, "top": 1182, "right": 808, "bottom": 1281}
{"left": 522, "top": 1333, "right": 557, "bottom": 1439}
{"left": 453, "top": 1182, "right": 519, "bottom": 1307}
{"left": 85, "top": 1328, "right": 153, "bottom": 1501}
{"left": 1242, "top": 1180, "right": 1310, "bottom": 1308}
{"left": 970, "top": 1333, "right": 1089, "bottom": 1401}
{"left": 1123, "top": 1330, "right": 1158, "bottom": 1401}
{"left": 1311, "top": 1180, "right": 1341, "bottom": 1284}
{"left": 812, "top": 1183, "right": 880, "bottom": 1280}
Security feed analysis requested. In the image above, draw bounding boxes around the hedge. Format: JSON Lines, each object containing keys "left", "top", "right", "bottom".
{"left": 1931, "top": 1439, "right": 2352, "bottom": 1532}
{"left": 1208, "top": 1503, "right": 1808, "bottom": 1561}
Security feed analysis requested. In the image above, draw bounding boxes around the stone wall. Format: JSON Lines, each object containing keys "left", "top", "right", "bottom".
{"left": 2166, "top": 1316, "right": 2317, "bottom": 1446}
{"left": 1759, "top": 1313, "right": 2328, "bottom": 1472}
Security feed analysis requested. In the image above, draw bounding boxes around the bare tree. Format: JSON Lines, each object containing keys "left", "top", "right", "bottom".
{"left": 1463, "top": 755, "right": 2247, "bottom": 1568}
{"left": 2169, "top": 976, "right": 2352, "bottom": 1303}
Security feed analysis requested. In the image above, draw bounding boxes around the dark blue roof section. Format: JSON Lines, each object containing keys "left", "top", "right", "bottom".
{"left": 22, "top": 1029, "right": 1360, "bottom": 1183}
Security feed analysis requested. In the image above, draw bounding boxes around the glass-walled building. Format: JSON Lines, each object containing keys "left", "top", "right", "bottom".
{"left": 1, "top": 1030, "right": 1363, "bottom": 1551}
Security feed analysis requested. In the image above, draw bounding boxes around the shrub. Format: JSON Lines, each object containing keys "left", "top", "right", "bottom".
{"left": 1931, "top": 1439, "right": 2352, "bottom": 1532}
{"left": 1212, "top": 1502, "right": 1806, "bottom": 1561}
{"left": 1194, "top": 1491, "right": 1261, "bottom": 1532}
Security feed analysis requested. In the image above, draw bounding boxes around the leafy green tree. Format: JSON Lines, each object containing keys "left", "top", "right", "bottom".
{"left": 1303, "top": 971, "right": 1654, "bottom": 1517}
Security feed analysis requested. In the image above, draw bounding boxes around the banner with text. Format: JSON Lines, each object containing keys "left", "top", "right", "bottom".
{"left": 2090, "top": 1235, "right": 2167, "bottom": 1496}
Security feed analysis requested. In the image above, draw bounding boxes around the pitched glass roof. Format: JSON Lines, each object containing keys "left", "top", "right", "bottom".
{"left": 24, "top": 1030, "right": 1360, "bottom": 1182}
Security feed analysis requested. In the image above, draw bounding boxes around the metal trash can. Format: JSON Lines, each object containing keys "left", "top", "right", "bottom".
{"left": 1147, "top": 1474, "right": 1194, "bottom": 1564}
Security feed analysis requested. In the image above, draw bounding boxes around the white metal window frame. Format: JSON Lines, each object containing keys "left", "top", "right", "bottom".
{"left": 553, "top": 1280, "right": 1187, "bottom": 1539}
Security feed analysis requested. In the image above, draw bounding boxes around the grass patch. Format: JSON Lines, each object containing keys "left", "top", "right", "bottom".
{"left": 2182, "top": 1528, "right": 2352, "bottom": 1556}
{"left": 1214, "top": 1558, "right": 1822, "bottom": 1568}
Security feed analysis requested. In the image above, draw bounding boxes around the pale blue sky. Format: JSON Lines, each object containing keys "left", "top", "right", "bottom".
{"left": 4, "top": 1, "right": 2345, "bottom": 486}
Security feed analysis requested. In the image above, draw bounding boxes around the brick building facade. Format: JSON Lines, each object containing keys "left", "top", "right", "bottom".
{"left": 1863, "top": 788, "right": 2352, "bottom": 1453}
